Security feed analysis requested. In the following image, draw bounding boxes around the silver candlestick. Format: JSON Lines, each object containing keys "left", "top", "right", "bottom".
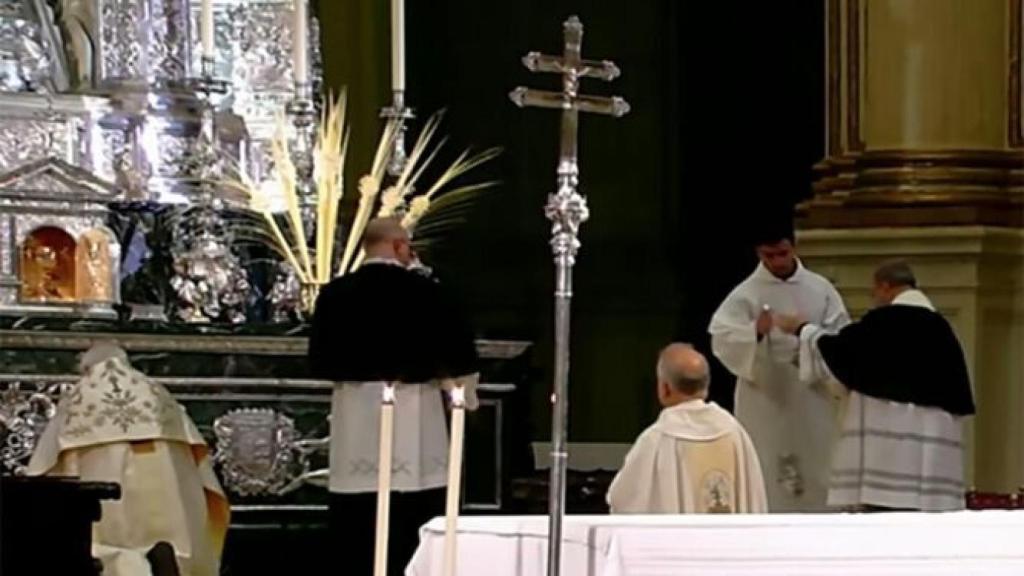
{"left": 380, "top": 89, "right": 415, "bottom": 183}
{"left": 287, "top": 80, "right": 318, "bottom": 238}
{"left": 509, "top": 16, "right": 629, "bottom": 576}
{"left": 169, "top": 56, "right": 250, "bottom": 324}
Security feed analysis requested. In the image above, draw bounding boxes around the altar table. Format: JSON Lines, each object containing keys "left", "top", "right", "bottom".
{"left": 407, "top": 512, "right": 1024, "bottom": 575}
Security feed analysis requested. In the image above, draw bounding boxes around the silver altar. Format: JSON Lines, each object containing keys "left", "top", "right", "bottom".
{"left": 0, "top": 0, "right": 322, "bottom": 318}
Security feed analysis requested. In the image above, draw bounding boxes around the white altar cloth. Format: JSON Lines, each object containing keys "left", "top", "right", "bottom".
{"left": 407, "top": 512, "right": 1024, "bottom": 576}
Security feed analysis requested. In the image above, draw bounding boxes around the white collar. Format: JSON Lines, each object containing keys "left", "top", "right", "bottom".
{"left": 753, "top": 259, "right": 806, "bottom": 284}
{"left": 891, "top": 288, "right": 935, "bottom": 311}
{"left": 654, "top": 399, "right": 735, "bottom": 441}
{"left": 362, "top": 257, "right": 405, "bottom": 268}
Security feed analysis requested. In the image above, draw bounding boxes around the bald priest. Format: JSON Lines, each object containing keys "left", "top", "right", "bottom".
{"left": 608, "top": 344, "right": 768, "bottom": 514}
{"left": 309, "top": 218, "right": 479, "bottom": 575}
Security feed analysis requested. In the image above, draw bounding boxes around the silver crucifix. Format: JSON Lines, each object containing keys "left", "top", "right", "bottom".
{"left": 509, "top": 15, "right": 629, "bottom": 576}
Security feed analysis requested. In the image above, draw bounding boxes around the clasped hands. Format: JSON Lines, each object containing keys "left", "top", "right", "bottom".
{"left": 756, "top": 308, "right": 806, "bottom": 336}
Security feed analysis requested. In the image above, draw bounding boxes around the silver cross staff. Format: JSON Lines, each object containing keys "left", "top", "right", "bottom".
{"left": 509, "top": 15, "right": 629, "bottom": 576}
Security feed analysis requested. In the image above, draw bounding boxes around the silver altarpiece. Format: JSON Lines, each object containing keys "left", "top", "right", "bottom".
{"left": 0, "top": 0, "right": 320, "bottom": 319}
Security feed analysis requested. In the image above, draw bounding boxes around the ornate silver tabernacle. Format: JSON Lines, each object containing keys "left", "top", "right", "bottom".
{"left": 0, "top": 157, "right": 123, "bottom": 318}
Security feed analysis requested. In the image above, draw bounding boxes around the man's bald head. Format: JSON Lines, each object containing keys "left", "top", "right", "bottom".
{"left": 656, "top": 343, "right": 711, "bottom": 398}
{"left": 362, "top": 217, "right": 412, "bottom": 264}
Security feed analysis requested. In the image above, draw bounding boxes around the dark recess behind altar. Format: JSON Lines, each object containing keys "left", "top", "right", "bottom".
{"left": 317, "top": 1, "right": 824, "bottom": 444}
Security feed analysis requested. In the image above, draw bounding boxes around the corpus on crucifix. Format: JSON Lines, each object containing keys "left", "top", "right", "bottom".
{"left": 509, "top": 15, "right": 630, "bottom": 576}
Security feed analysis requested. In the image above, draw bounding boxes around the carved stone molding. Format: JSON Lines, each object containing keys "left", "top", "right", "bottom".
{"left": 802, "top": 149, "right": 1024, "bottom": 228}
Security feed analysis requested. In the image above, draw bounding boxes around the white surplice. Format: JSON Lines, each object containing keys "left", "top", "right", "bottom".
{"left": 709, "top": 260, "right": 849, "bottom": 511}
{"left": 607, "top": 400, "right": 767, "bottom": 514}
{"left": 798, "top": 289, "right": 967, "bottom": 511}
{"left": 329, "top": 375, "right": 478, "bottom": 494}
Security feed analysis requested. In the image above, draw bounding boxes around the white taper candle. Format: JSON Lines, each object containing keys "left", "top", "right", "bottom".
{"left": 201, "top": 0, "right": 214, "bottom": 59}
{"left": 391, "top": 0, "right": 405, "bottom": 91}
{"left": 293, "top": 0, "right": 308, "bottom": 84}
{"left": 442, "top": 383, "right": 466, "bottom": 576}
{"left": 373, "top": 384, "right": 396, "bottom": 576}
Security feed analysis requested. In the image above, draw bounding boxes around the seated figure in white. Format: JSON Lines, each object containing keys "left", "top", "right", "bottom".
{"left": 26, "top": 343, "right": 229, "bottom": 576}
{"left": 608, "top": 343, "right": 768, "bottom": 514}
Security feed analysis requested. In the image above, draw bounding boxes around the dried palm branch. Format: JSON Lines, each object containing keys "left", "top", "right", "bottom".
{"left": 220, "top": 93, "right": 499, "bottom": 301}
{"left": 338, "top": 118, "right": 400, "bottom": 276}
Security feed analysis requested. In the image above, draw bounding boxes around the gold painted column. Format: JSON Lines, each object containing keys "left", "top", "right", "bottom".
{"left": 804, "top": 0, "right": 1022, "bottom": 227}
{"left": 799, "top": 0, "right": 1024, "bottom": 493}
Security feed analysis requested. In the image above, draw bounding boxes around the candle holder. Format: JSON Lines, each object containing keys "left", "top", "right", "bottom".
{"left": 169, "top": 57, "right": 250, "bottom": 324}
{"left": 287, "top": 80, "right": 318, "bottom": 240}
{"left": 380, "top": 89, "right": 415, "bottom": 179}
{"left": 193, "top": 55, "right": 230, "bottom": 97}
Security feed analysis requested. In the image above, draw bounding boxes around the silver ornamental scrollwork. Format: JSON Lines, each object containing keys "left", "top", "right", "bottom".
{"left": 97, "top": 128, "right": 126, "bottom": 181}
{"left": 0, "top": 216, "right": 11, "bottom": 275}
{"left": 268, "top": 261, "right": 303, "bottom": 323}
{"left": 100, "top": 0, "right": 142, "bottom": 79}
{"left": 156, "top": 133, "right": 201, "bottom": 179}
{"left": 0, "top": 119, "right": 69, "bottom": 172}
{"left": 212, "top": 408, "right": 326, "bottom": 496}
{"left": 230, "top": 3, "right": 293, "bottom": 99}
{"left": 147, "top": 0, "right": 188, "bottom": 82}
{"left": 0, "top": 381, "right": 74, "bottom": 475}
{"left": 545, "top": 160, "right": 588, "bottom": 268}
{"left": 0, "top": 4, "right": 54, "bottom": 93}
{"left": 169, "top": 201, "right": 251, "bottom": 324}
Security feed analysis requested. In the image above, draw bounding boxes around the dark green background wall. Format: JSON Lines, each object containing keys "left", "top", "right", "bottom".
{"left": 316, "top": 0, "right": 824, "bottom": 443}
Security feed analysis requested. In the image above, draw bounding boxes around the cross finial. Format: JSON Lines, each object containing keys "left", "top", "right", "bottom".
{"left": 509, "top": 15, "right": 630, "bottom": 118}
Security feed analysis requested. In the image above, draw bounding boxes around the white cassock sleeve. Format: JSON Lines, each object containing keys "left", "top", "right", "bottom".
{"left": 798, "top": 324, "right": 847, "bottom": 400}
{"left": 821, "top": 283, "right": 852, "bottom": 332}
{"left": 709, "top": 291, "right": 759, "bottom": 383}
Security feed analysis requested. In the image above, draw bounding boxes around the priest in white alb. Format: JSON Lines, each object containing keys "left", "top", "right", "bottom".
{"left": 26, "top": 343, "right": 229, "bottom": 576}
{"left": 608, "top": 343, "right": 767, "bottom": 514}
{"left": 777, "top": 260, "right": 974, "bottom": 511}
{"left": 709, "top": 227, "right": 849, "bottom": 511}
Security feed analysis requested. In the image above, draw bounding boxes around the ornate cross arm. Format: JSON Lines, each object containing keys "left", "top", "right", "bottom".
{"left": 521, "top": 53, "right": 621, "bottom": 81}
{"left": 509, "top": 88, "right": 630, "bottom": 117}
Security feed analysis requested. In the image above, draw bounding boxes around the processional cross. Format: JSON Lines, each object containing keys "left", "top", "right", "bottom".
{"left": 509, "top": 15, "right": 629, "bottom": 576}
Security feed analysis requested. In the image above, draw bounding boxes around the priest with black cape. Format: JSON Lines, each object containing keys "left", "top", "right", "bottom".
{"left": 777, "top": 260, "right": 975, "bottom": 511}
{"left": 308, "top": 217, "right": 479, "bottom": 575}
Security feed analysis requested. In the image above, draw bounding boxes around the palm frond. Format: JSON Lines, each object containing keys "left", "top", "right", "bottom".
{"left": 211, "top": 96, "right": 497, "bottom": 286}
{"left": 339, "top": 119, "right": 399, "bottom": 276}
{"left": 422, "top": 147, "right": 503, "bottom": 200}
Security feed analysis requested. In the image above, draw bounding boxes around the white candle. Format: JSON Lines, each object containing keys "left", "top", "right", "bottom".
{"left": 443, "top": 383, "right": 466, "bottom": 576}
{"left": 374, "top": 385, "right": 396, "bottom": 576}
{"left": 293, "top": 0, "right": 308, "bottom": 85}
{"left": 391, "top": 0, "right": 405, "bottom": 91}
{"left": 201, "top": 0, "right": 214, "bottom": 59}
